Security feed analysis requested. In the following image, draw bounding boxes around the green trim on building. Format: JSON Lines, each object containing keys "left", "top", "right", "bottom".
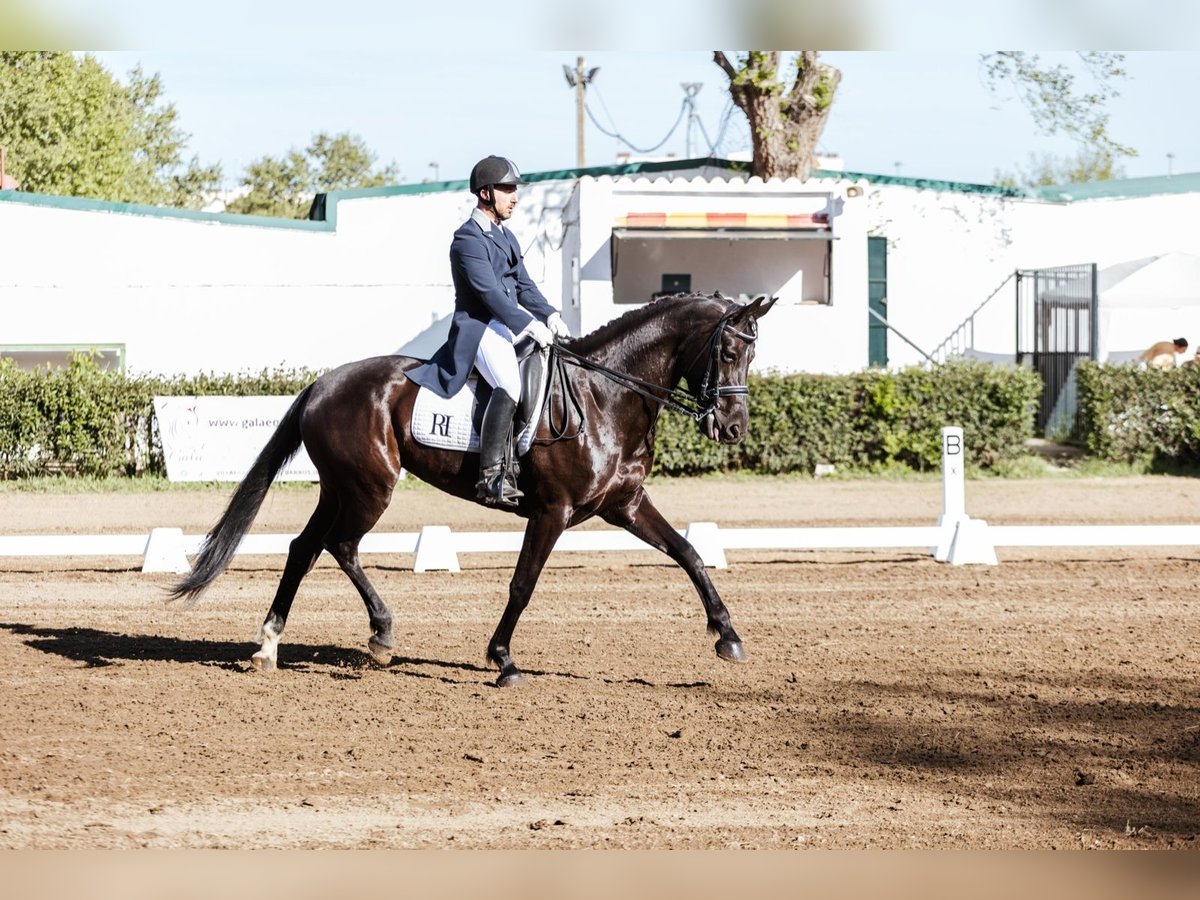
{"left": 812, "top": 168, "right": 1035, "bottom": 198}
{"left": 1032, "top": 172, "right": 1200, "bottom": 201}
{"left": 3, "top": 159, "right": 1198, "bottom": 231}
{"left": 0, "top": 189, "right": 332, "bottom": 231}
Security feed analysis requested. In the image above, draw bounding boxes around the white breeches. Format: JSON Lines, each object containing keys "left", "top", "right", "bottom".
{"left": 475, "top": 320, "right": 522, "bottom": 401}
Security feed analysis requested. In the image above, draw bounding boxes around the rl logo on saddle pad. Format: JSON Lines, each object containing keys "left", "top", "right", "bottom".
{"left": 410, "top": 351, "right": 548, "bottom": 456}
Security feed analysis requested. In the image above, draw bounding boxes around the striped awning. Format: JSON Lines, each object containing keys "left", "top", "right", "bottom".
{"left": 616, "top": 211, "right": 829, "bottom": 228}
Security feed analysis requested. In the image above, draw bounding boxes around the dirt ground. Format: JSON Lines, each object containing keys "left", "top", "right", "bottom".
{"left": 2, "top": 475, "right": 1200, "bottom": 849}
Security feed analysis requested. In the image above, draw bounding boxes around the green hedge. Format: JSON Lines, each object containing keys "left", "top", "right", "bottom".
{"left": 1076, "top": 360, "right": 1200, "bottom": 465}
{"left": 652, "top": 359, "right": 1042, "bottom": 476}
{"left": 0, "top": 355, "right": 1041, "bottom": 480}
{"left": 0, "top": 354, "right": 319, "bottom": 479}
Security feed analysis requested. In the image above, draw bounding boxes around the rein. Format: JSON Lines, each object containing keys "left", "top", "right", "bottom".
{"left": 544, "top": 303, "right": 758, "bottom": 438}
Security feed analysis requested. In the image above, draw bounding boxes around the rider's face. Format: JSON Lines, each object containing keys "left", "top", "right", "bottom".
{"left": 490, "top": 183, "right": 518, "bottom": 220}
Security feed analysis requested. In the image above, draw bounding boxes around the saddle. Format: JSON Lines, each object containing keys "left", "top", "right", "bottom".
{"left": 410, "top": 341, "right": 549, "bottom": 456}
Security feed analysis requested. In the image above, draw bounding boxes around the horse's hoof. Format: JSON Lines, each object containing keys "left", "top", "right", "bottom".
{"left": 715, "top": 639, "right": 748, "bottom": 663}
{"left": 496, "top": 670, "right": 527, "bottom": 688}
{"left": 250, "top": 651, "right": 276, "bottom": 672}
{"left": 368, "top": 635, "right": 394, "bottom": 665}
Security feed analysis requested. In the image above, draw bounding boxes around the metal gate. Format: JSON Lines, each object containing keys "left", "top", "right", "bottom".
{"left": 1015, "top": 264, "right": 1098, "bottom": 434}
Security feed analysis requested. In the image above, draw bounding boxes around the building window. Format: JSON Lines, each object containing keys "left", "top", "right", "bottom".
{"left": 0, "top": 344, "right": 126, "bottom": 372}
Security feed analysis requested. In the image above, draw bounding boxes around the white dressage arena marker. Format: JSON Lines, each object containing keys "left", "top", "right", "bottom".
{"left": 413, "top": 525, "right": 460, "bottom": 573}
{"left": 142, "top": 527, "right": 191, "bottom": 574}
{"left": 685, "top": 521, "right": 728, "bottom": 569}
{"left": 933, "top": 426, "right": 997, "bottom": 566}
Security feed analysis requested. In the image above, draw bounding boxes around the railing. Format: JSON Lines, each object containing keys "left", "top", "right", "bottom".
{"left": 929, "top": 272, "right": 1017, "bottom": 363}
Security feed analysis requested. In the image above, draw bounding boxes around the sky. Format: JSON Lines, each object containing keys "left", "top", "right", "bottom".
{"left": 8, "top": 0, "right": 1195, "bottom": 191}
{"left": 83, "top": 50, "right": 1200, "bottom": 191}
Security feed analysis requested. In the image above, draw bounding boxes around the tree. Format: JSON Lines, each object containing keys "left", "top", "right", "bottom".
{"left": 981, "top": 52, "right": 1134, "bottom": 164}
{"left": 226, "top": 132, "right": 399, "bottom": 219}
{"left": 713, "top": 51, "right": 1133, "bottom": 182}
{"left": 994, "top": 147, "right": 1127, "bottom": 191}
{"left": 713, "top": 51, "right": 840, "bottom": 182}
{"left": 0, "top": 52, "right": 222, "bottom": 207}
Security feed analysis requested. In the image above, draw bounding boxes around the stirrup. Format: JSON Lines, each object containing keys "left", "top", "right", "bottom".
{"left": 476, "top": 465, "right": 522, "bottom": 508}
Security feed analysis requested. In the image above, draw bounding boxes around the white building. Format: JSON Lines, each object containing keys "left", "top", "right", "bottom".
{"left": 3, "top": 160, "right": 1200, "bottom": 404}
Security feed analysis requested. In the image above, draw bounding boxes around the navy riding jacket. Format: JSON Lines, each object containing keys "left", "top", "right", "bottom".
{"left": 407, "top": 210, "right": 557, "bottom": 398}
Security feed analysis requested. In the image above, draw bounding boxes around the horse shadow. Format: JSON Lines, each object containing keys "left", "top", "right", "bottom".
{"left": 0, "top": 621, "right": 473, "bottom": 676}
{"left": 0, "top": 622, "right": 699, "bottom": 688}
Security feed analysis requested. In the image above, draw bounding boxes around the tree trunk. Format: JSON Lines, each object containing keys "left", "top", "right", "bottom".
{"left": 713, "top": 51, "right": 841, "bottom": 182}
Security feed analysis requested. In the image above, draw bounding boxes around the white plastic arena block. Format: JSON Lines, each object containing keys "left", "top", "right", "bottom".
{"left": 142, "top": 527, "right": 191, "bottom": 574}
{"left": 413, "top": 525, "right": 460, "bottom": 573}
{"left": 685, "top": 521, "right": 728, "bottom": 569}
{"left": 946, "top": 517, "right": 998, "bottom": 566}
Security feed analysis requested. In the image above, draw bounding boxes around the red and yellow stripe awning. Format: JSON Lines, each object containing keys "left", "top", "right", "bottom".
{"left": 616, "top": 211, "right": 829, "bottom": 228}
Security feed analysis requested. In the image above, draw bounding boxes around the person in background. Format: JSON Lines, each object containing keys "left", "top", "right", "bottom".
{"left": 1139, "top": 337, "right": 1188, "bottom": 369}
{"left": 406, "top": 155, "right": 571, "bottom": 507}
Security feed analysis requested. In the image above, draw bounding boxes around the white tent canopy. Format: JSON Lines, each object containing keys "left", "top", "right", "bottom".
{"left": 1096, "top": 252, "right": 1200, "bottom": 363}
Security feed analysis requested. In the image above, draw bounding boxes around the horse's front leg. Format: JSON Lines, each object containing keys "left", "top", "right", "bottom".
{"left": 487, "top": 507, "right": 570, "bottom": 687}
{"left": 603, "top": 491, "right": 745, "bottom": 663}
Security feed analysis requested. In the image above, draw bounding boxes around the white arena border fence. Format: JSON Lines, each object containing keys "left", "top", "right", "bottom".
{"left": 3, "top": 428, "right": 1199, "bottom": 575}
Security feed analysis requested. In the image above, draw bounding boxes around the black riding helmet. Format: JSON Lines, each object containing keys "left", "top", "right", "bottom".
{"left": 469, "top": 155, "right": 522, "bottom": 196}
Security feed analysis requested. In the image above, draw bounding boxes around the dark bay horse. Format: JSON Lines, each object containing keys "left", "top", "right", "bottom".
{"left": 171, "top": 292, "right": 775, "bottom": 685}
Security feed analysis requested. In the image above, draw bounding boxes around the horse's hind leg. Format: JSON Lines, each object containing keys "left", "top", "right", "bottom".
{"left": 252, "top": 492, "right": 336, "bottom": 671}
{"left": 322, "top": 486, "right": 397, "bottom": 665}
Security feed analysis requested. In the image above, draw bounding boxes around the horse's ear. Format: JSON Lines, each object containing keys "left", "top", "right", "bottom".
{"left": 754, "top": 295, "right": 778, "bottom": 318}
{"left": 731, "top": 294, "right": 777, "bottom": 324}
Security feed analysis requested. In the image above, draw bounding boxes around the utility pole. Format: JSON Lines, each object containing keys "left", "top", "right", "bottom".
{"left": 681, "top": 83, "right": 702, "bottom": 158}
{"left": 562, "top": 57, "right": 599, "bottom": 169}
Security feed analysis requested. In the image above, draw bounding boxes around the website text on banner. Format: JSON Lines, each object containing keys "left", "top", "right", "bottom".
{"left": 154, "top": 396, "right": 318, "bottom": 482}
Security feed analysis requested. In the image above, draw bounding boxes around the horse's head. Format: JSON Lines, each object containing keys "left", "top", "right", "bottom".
{"left": 684, "top": 295, "right": 776, "bottom": 444}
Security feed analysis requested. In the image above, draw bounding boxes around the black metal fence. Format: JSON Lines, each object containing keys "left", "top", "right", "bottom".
{"left": 1015, "top": 264, "right": 1098, "bottom": 435}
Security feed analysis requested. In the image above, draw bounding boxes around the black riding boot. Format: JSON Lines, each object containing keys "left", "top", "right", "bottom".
{"left": 476, "top": 388, "right": 523, "bottom": 508}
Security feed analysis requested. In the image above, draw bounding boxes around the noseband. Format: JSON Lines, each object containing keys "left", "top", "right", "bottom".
{"left": 551, "top": 301, "right": 758, "bottom": 425}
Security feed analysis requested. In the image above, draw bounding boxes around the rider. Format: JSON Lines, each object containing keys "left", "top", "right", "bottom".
{"left": 407, "top": 155, "right": 571, "bottom": 507}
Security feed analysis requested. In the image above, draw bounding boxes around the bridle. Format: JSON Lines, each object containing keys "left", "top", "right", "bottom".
{"left": 683, "top": 302, "right": 759, "bottom": 417}
{"left": 547, "top": 302, "right": 759, "bottom": 436}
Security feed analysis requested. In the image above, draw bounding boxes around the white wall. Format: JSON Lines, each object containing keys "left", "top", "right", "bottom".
{"left": 4, "top": 172, "right": 1200, "bottom": 378}
{"left": 0, "top": 182, "right": 568, "bottom": 376}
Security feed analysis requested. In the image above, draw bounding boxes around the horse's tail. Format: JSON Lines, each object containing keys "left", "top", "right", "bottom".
{"left": 168, "top": 385, "right": 313, "bottom": 607}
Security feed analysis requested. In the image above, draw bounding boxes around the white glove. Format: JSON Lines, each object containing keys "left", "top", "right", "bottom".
{"left": 547, "top": 312, "right": 572, "bottom": 339}
{"left": 521, "top": 319, "right": 554, "bottom": 348}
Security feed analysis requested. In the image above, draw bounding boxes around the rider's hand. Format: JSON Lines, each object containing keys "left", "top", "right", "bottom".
{"left": 547, "top": 313, "right": 572, "bottom": 339}
{"left": 522, "top": 319, "right": 555, "bottom": 348}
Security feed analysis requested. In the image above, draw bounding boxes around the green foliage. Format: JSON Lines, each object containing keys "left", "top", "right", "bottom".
{"left": 1076, "top": 361, "right": 1200, "bottom": 466}
{"left": 227, "top": 131, "right": 399, "bottom": 219}
{"left": 0, "top": 354, "right": 320, "bottom": 479}
{"left": 651, "top": 360, "right": 1041, "bottom": 477}
{"left": 1, "top": 356, "right": 1043, "bottom": 482}
{"left": 982, "top": 52, "right": 1135, "bottom": 164}
{"left": 994, "top": 147, "right": 1126, "bottom": 190}
{"left": 0, "top": 52, "right": 222, "bottom": 206}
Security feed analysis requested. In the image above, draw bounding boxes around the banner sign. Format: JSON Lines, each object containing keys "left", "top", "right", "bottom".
{"left": 153, "top": 396, "right": 319, "bottom": 482}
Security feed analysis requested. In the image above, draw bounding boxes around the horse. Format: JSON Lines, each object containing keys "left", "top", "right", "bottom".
{"left": 170, "top": 292, "right": 776, "bottom": 686}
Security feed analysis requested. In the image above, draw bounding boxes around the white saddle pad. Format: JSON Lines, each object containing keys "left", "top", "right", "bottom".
{"left": 411, "top": 366, "right": 547, "bottom": 456}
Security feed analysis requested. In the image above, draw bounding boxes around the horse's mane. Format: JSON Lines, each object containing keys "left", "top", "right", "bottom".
{"left": 567, "top": 291, "right": 731, "bottom": 355}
